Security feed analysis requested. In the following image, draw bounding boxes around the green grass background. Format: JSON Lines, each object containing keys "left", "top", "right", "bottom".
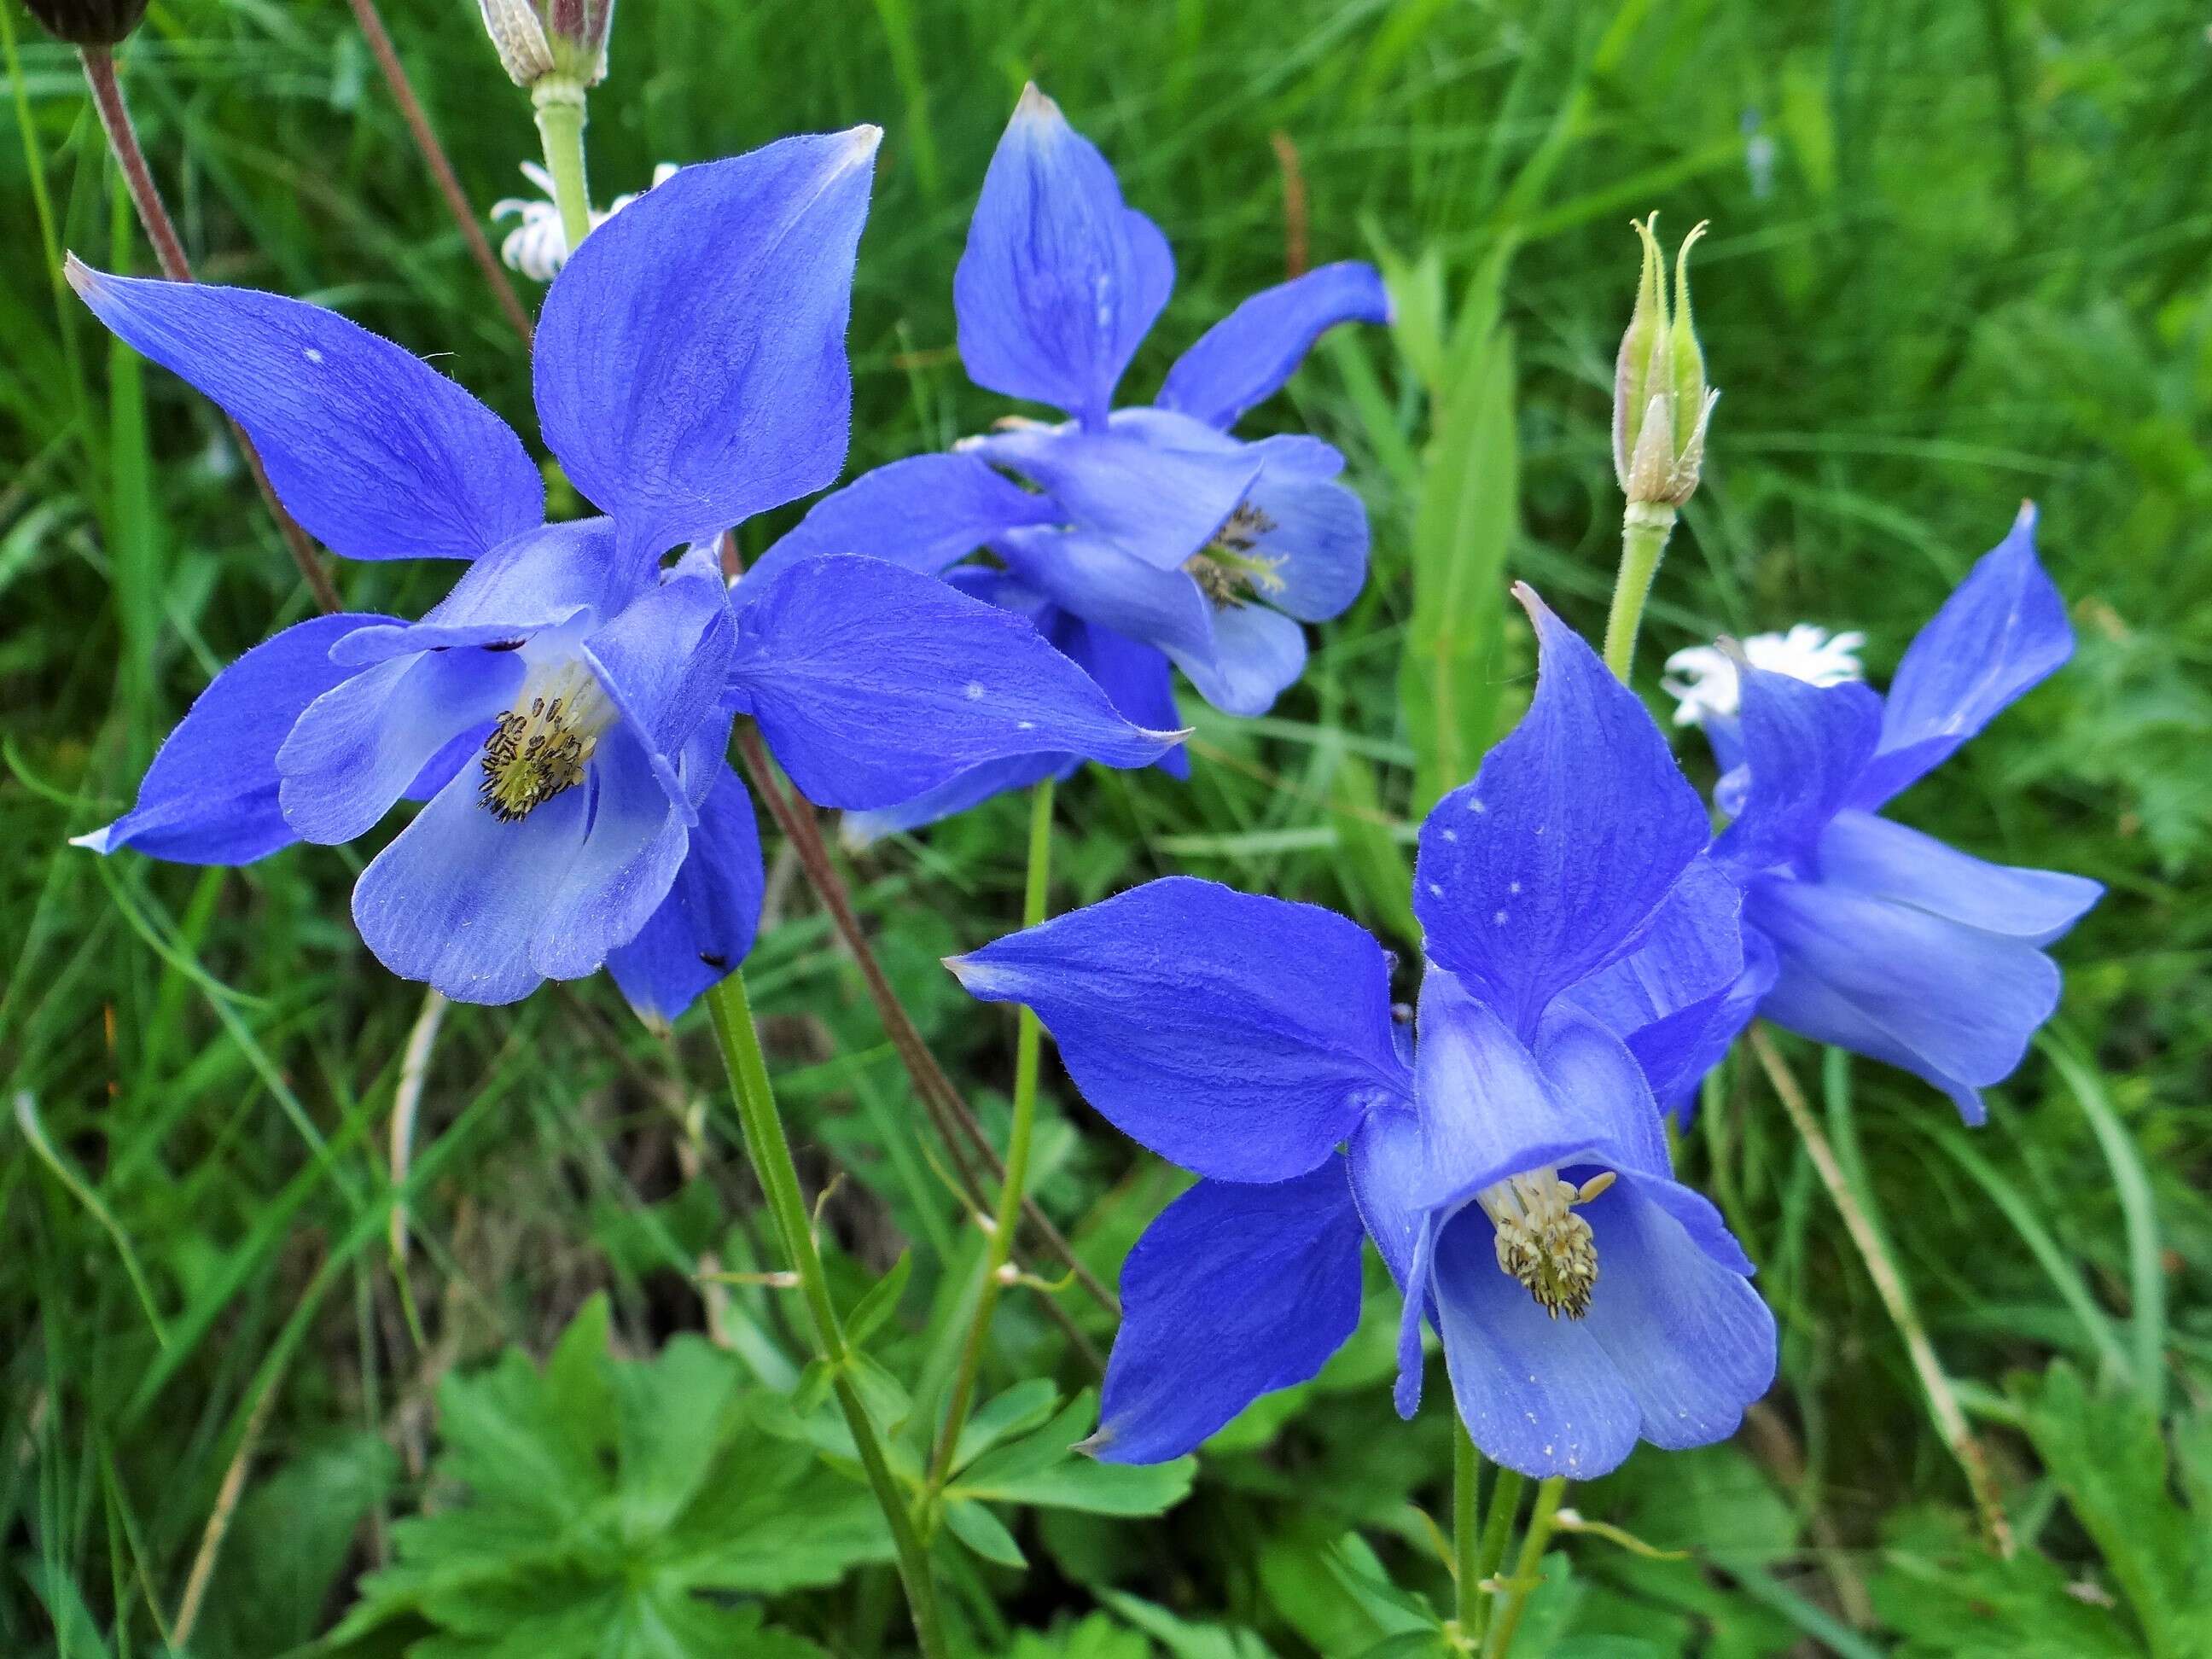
{"left": 1, "top": 0, "right": 2207, "bottom": 1653}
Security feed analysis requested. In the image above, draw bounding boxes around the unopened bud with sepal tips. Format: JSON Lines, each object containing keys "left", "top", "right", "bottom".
{"left": 1612, "top": 214, "right": 1719, "bottom": 509}
{"left": 477, "top": 0, "right": 616, "bottom": 88}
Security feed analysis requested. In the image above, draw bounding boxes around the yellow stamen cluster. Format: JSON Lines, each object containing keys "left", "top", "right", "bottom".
{"left": 1185, "top": 502, "right": 1286, "bottom": 606}
{"left": 477, "top": 662, "right": 612, "bottom": 823}
{"left": 1477, "top": 1168, "right": 1616, "bottom": 1319}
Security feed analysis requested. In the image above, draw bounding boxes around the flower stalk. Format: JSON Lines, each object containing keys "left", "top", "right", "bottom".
{"left": 703, "top": 969, "right": 950, "bottom": 1659}
{"left": 531, "top": 78, "right": 594, "bottom": 256}
{"left": 1482, "top": 1476, "right": 1567, "bottom": 1657}
{"left": 924, "top": 775, "right": 1057, "bottom": 1506}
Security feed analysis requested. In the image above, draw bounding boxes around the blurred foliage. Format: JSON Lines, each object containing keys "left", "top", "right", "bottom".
{"left": 2, "top": 0, "right": 2209, "bottom": 1654}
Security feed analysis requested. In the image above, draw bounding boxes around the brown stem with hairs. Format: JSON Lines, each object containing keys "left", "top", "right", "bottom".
{"left": 732, "top": 723, "right": 1121, "bottom": 1319}
{"left": 345, "top": 0, "right": 535, "bottom": 348}
{"left": 78, "top": 46, "right": 343, "bottom": 615}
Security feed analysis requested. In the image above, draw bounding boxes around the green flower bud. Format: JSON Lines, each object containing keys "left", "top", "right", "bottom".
{"left": 478, "top": 0, "right": 614, "bottom": 88}
{"left": 20, "top": 0, "right": 148, "bottom": 46}
{"left": 1612, "top": 214, "right": 1718, "bottom": 508}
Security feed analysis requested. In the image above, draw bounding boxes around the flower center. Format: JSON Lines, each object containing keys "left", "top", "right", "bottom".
{"left": 1476, "top": 1167, "right": 1615, "bottom": 1319}
{"left": 477, "top": 658, "right": 614, "bottom": 822}
{"left": 1184, "top": 501, "right": 1285, "bottom": 606}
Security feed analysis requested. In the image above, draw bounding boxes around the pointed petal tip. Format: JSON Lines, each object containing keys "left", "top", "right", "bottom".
{"left": 1014, "top": 82, "right": 1062, "bottom": 124}
{"left": 843, "top": 124, "right": 884, "bottom": 161}
{"left": 1508, "top": 579, "right": 1558, "bottom": 631}
{"left": 1069, "top": 1427, "right": 1109, "bottom": 1459}
{"left": 2014, "top": 498, "right": 2039, "bottom": 534}
{"left": 62, "top": 253, "right": 99, "bottom": 299}
{"left": 68, "top": 824, "right": 116, "bottom": 854}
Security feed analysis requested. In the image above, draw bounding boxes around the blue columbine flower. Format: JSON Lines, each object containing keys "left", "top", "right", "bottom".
{"left": 1674, "top": 505, "right": 2104, "bottom": 1122}
{"left": 749, "top": 84, "right": 1390, "bottom": 838}
{"left": 947, "top": 589, "right": 1775, "bottom": 1478}
{"left": 72, "top": 131, "right": 1185, "bottom": 1012}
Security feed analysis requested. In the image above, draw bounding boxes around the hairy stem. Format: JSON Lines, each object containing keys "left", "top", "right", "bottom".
{"left": 925, "top": 777, "right": 1056, "bottom": 1503}
{"left": 1452, "top": 1423, "right": 1483, "bottom": 1636}
{"left": 704, "top": 971, "right": 949, "bottom": 1659}
{"left": 530, "top": 80, "right": 594, "bottom": 259}
{"left": 346, "top": 0, "right": 534, "bottom": 346}
{"left": 731, "top": 724, "right": 1118, "bottom": 1318}
{"left": 1749, "top": 1025, "right": 2014, "bottom": 1556}
{"left": 1482, "top": 1475, "right": 1566, "bottom": 1658}
{"left": 1469, "top": 1466, "right": 1522, "bottom": 1641}
{"left": 1600, "top": 500, "right": 1676, "bottom": 682}
{"left": 77, "top": 45, "right": 342, "bottom": 615}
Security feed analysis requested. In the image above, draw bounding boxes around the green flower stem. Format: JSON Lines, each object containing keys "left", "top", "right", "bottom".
{"left": 1600, "top": 499, "right": 1678, "bottom": 682}
{"left": 924, "top": 775, "right": 1058, "bottom": 1508}
{"left": 1482, "top": 1475, "right": 1566, "bottom": 1658}
{"left": 1452, "top": 1423, "right": 1483, "bottom": 1636}
{"left": 704, "top": 970, "right": 949, "bottom": 1659}
{"left": 530, "top": 77, "right": 593, "bottom": 257}
{"left": 1468, "top": 1464, "right": 1522, "bottom": 1641}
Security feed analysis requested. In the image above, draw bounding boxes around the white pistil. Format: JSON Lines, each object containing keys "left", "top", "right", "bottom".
{"left": 1476, "top": 1167, "right": 1615, "bottom": 1319}
{"left": 492, "top": 160, "right": 679, "bottom": 282}
{"left": 477, "top": 658, "right": 615, "bottom": 822}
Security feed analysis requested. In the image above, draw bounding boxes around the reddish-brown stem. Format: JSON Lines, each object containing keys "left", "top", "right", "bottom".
{"left": 346, "top": 0, "right": 535, "bottom": 349}
{"left": 732, "top": 723, "right": 1121, "bottom": 1318}
{"left": 78, "top": 46, "right": 344, "bottom": 615}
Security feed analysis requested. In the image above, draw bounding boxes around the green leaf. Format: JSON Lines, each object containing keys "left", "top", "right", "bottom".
{"left": 955, "top": 1392, "right": 1195, "bottom": 1516}
{"left": 1258, "top": 1533, "right": 1435, "bottom": 1656}
{"left": 1400, "top": 244, "right": 1519, "bottom": 813}
{"left": 1097, "top": 1590, "right": 1279, "bottom": 1659}
{"left": 953, "top": 1379, "right": 1063, "bottom": 1473}
{"left": 1871, "top": 1505, "right": 2144, "bottom": 1658}
{"left": 844, "top": 1247, "right": 913, "bottom": 1349}
{"left": 944, "top": 1496, "right": 1027, "bottom": 1568}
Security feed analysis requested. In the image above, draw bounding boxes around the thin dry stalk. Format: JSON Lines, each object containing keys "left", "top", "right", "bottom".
{"left": 1749, "top": 1023, "right": 2015, "bottom": 1557}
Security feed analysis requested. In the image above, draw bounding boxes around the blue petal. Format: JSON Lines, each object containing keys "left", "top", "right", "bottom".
{"left": 276, "top": 647, "right": 520, "bottom": 844}
{"left": 1091, "top": 1161, "right": 1365, "bottom": 1464}
{"left": 1155, "top": 262, "right": 1392, "bottom": 429}
{"left": 743, "top": 451, "right": 1060, "bottom": 592}
{"left": 1711, "top": 669, "right": 1883, "bottom": 875}
{"left": 581, "top": 562, "right": 736, "bottom": 819}
{"left": 1067, "top": 620, "right": 1190, "bottom": 780}
{"left": 72, "top": 613, "right": 393, "bottom": 864}
{"left": 729, "top": 554, "right": 1185, "bottom": 809}
{"left": 953, "top": 85, "right": 1172, "bottom": 424}
{"left": 1430, "top": 1205, "right": 1640, "bottom": 1478}
{"left": 352, "top": 727, "right": 687, "bottom": 1002}
{"left": 1576, "top": 1178, "right": 1776, "bottom": 1452}
{"left": 1344, "top": 1100, "right": 1437, "bottom": 1417}
{"left": 948, "top": 876, "right": 1407, "bottom": 1182}
{"left": 1409, "top": 971, "right": 1674, "bottom": 1214}
{"left": 1748, "top": 872, "right": 2064, "bottom": 1123}
{"left": 607, "top": 765, "right": 766, "bottom": 1030}
{"left": 994, "top": 527, "right": 1217, "bottom": 663}
{"left": 352, "top": 765, "right": 593, "bottom": 1003}
{"left": 330, "top": 521, "right": 637, "bottom": 667}
{"left": 1814, "top": 810, "right": 2101, "bottom": 947}
{"left": 1414, "top": 586, "right": 1710, "bottom": 1035}
{"left": 1852, "top": 504, "right": 2074, "bottom": 810}
{"left": 68, "top": 262, "right": 540, "bottom": 563}
{"left": 1109, "top": 410, "right": 1370, "bottom": 624}
{"left": 1555, "top": 858, "right": 1746, "bottom": 1108}
{"left": 841, "top": 752, "right": 1080, "bottom": 845}
{"left": 970, "top": 425, "right": 1258, "bottom": 572}
{"left": 1168, "top": 601, "right": 1308, "bottom": 719}
{"left": 534, "top": 133, "right": 880, "bottom": 567}
{"left": 526, "top": 728, "right": 692, "bottom": 981}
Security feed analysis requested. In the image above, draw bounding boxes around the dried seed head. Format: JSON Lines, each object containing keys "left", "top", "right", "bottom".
{"left": 22, "top": 0, "right": 148, "bottom": 45}
{"left": 477, "top": 0, "right": 614, "bottom": 86}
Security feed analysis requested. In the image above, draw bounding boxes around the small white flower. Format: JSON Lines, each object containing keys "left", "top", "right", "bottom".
{"left": 1662, "top": 623, "right": 1866, "bottom": 726}
{"left": 491, "top": 160, "right": 679, "bottom": 282}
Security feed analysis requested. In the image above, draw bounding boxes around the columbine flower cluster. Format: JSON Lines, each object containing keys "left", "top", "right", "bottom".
{"left": 754, "top": 88, "right": 1391, "bottom": 838}
{"left": 73, "top": 129, "right": 1184, "bottom": 1020}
